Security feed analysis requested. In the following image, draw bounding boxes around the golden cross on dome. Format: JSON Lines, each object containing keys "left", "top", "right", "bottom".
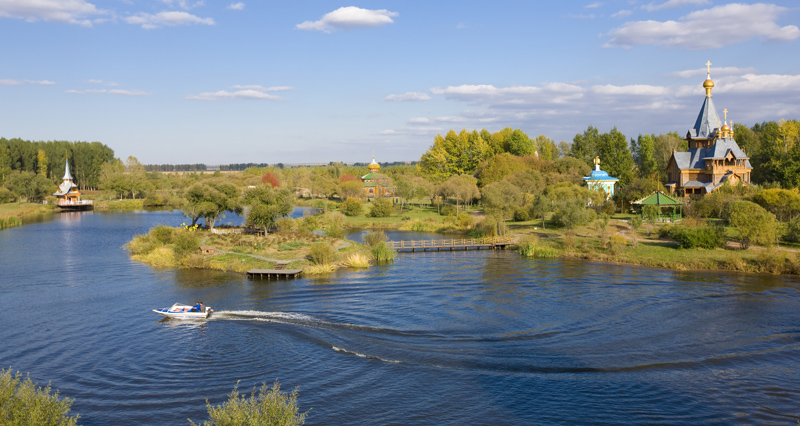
{"left": 723, "top": 108, "right": 728, "bottom": 121}
{"left": 594, "top": 156, "right": 600, "bottom": 166}
{"left": 706, "top": 61, "right": 711, "bottom": 74}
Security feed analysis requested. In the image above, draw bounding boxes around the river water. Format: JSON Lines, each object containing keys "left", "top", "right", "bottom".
{"left": 1, "top": 210, "right": 799, "bottom": 425}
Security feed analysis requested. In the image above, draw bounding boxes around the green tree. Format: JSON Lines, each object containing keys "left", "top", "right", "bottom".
{"left": 244, "top": 186, "right": 294, "bottom": 235}
{"left": 0, "top": 368, "right": 79, "bottom": 426}
{"left": 596, "top": 127, "right": 635, "bottom": 185}
{"left": 475, "top": 153, "right": 528, "bottom": 187}
{"left": 6, "top": 171, "right": 54, "bottom": 202}
{"left": 551, "top": 199, "right": 596, "bottom": 230}
{"left": 417, "top": 129, "right": 490, "bottom": 177}
{"left": 535, "top": 135, "right": 558, "bottom": 161}
{"left": 190, "top": 380, "right": 307, "bottom": 426}
{"left": 36, "top": 149, "right": 48, "bottom": 177}
{"left": 752, "top": 188, "right": 800, "bottom": 222}
{"left": 481, "top": 181, "right": 524, "bottom": 234}
{"left": 185, "top": 180, "right": 243, "bottom": 228}
{"left": 632, "top": 134, "right": 658, "bottom": 179}
{"left": 653, "top": 132, "right": 687, "bottom": 182}
{"left": 529, "top": 194, "right": 552, "bottom": 229}
{"left": 338, "top": 181, "right": 363, "bottom": 200}
{"left": 570, "top": 125, "right": 600, "bottom": 166}
{"left": 725, "top": 200, "right": 779, "bottom": 249}
{"left": 437, "top": 174, "right": 480, "bottom": 209}
{"left": 506, "top": 129, "right": 534, "bottom": 157}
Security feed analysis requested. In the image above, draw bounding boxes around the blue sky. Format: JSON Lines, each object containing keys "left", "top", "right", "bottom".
{"left": 1, "top": 0, "right": 799, "bottom": 165}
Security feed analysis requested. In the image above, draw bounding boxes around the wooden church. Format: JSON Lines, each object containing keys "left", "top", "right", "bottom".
{"left": 665, "top": 62, "right": 752, "bottom": 196}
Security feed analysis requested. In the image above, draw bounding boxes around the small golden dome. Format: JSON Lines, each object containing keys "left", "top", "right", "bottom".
{"left": 703, "top": 78, "right": 714, "bottom": 89}
{"left": 721, "top": 123, "right": 730, "bottom": 132}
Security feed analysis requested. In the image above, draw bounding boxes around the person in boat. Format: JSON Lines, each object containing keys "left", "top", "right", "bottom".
{"left": 192, "top": 302, "right": 204, "bottom": 313}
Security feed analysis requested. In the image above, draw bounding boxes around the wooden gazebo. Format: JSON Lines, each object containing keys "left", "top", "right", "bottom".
{"left": 631, "top": 191, "right": 684, "bottom": 220}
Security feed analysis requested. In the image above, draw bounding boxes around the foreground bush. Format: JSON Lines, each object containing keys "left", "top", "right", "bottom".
{"left": 368, "top": 198, "right": 394, "bottom": 218}
{"left": 190, "top": 380, "right": 307, "bottom": 426}
{"left": 670, "top": 224, "right": 725, "bottom": 249}
{"left": 309, "top": 242, "right": 336, "bottom": 265}
{"left": 371, "top": 241, "right": 396, "bottom": 262}
{"left": 340, "top": 198, "right": 363, "bottom": 217}
{"left": 0, "top": 368, "right": 79, "bottom": 426}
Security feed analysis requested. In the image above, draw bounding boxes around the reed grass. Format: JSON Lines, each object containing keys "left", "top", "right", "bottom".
{"left": 341, "top": 253, "right": 370, "bottom": 268}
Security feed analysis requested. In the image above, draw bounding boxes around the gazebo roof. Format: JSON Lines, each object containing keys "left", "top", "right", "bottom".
{"left": 631, "top": 191, "right": 683, "bottom": 206}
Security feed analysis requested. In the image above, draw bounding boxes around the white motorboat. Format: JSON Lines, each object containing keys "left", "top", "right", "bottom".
{"left": 153, "top": 303, "right": 213, "bottom": 319}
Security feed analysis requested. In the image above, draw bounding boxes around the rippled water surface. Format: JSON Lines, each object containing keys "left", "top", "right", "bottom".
{"left": 2, "top": 211, "right": 800, "bottom": 425}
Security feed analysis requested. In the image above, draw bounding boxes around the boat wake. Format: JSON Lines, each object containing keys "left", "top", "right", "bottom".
{"left": 332, "top": 346, "right": 405, "bottom": 364}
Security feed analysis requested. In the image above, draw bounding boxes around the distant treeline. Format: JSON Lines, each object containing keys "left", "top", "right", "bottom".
{"left": 0, "top": 138, "right": 115, "bottom": 189}
{"left": 145, "top": 164, "right": 208, "bottom": 172}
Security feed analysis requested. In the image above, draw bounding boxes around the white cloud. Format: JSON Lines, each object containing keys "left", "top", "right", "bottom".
{"left": 161, "top": 0, "right": 204, "bottom": 10}
{"left": 379, "top": 129, "right": 396, "bottom": 135}
{"left": 230, "top": 85, "right": 292, "bottom": 92}
{"left": 643, "top": 0, "right": 709, "bottom": 11}
{"left": 384, "top": 92, "right": 431, "bottom": 102}
{"left": 125, "top": 10, "right": 214, "bottom": 29}
{"left": 227, "top": 2, "right": 244, "bottom": 10}
{"left": 186, "top": 85, "right": 292, "bottom": 101}
{"left": 67, "top": 89, "right": 150, "bottom": 95}
{"left": 88, "top": 79, "right": 118, "bottom": 86}
{"left": 605, "top": 3, "right": 800, "bottom": 49}
{"left": 612, "top": 9, "right": 632, "bottom": 18}
{"left": 670, "top": 66, "right": 758, "bottom": 79}
{"left": 586, "top": 2, "right": 603, "bottom": 8}
{"left": 405, "top": 68, "right": 800, "bottom": 143}
{"left": 296, "top": 6, "right": 398, "bottom": 33}
{"left": 0, "top": 79, "right": 55, "bottom": 85}
{"left": 0, "top": 0, "right": 104, "bottom": 26}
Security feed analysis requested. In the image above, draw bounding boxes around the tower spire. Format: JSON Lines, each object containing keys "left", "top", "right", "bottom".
{"left": 703, "top": 61, "right": 715, "bottom": 98}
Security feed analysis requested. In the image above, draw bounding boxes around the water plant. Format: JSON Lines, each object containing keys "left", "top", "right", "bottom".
{"left": 189, "top": 380, "right": 307, "bottom": 426}
{"left": 341, "top": 253, "right": 370, "bottom": 268}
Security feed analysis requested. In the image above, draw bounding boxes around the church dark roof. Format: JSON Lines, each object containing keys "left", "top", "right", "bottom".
{"left": 673, "top": 137, "right": 752, "bottom": 170}
{"left": 688, "top": 96, "right": 721, "bottom": 140}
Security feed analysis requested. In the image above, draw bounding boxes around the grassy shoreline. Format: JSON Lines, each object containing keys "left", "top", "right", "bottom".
{"left": 0, "top": 202, "right": 56, "bottom": 230}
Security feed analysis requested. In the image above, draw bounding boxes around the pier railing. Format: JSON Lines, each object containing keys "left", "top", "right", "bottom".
{"left": 387, "top": 236, "right": 515, "bottom": 251}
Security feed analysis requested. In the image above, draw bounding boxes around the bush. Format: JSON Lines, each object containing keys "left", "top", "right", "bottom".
{"left": 0, "top": 187, "right": 17, "bottom": 203}
{"left": 785, "top": 216, "right": 800, "bottom": 243}
{"left": 363, "top": 230, "right": 387, "bottom": 247}
{"left": 190, "top": 380, "right": 306, "bottom": 426}
{"left": 458, "top": 212, "right": 474, "bottom": 228}
{"left": 371, "top": 241, "right": 396, "bottom": 262}
{"left": 552, "top": 199, "right": 596, "bottom": 229}
{"left": 309, "top": 242, "right": 337, "bottom": 265}
{"left": 150, "top": 225, "right": 174, "bottom": 245}
{"left": 440, "top": 204, "right": 457, "bottom": 217}
{"left": 513, "top": 208, "right": 530, "bottom": 222}
{"left": 670, "top": 225, "right": 725, "bottom": 249}
{"left": 469, "top": 218, "right": 498, "bottom": 238}
{"left": 142, "top": 195, "right": 164, "bottom": 207}
{"left": 276, "top": 218, "right": 296, "bottom": 232}
{"left": 0, "top": 368, "right": 79, "bottom": 426}
{"left": 325, "top": 212, "right": 346, "bottom": 239}
{"left": 172, "top": 228, "right": 201, "bottom": 258}
{"left": 341, "top": 198, "right": 363, "bottom": 216}
{"left": 297, "top": 216, "right": 319, "bottom": 233}
{"left": 368, "top": 198, "right": 394, "bottom": 218}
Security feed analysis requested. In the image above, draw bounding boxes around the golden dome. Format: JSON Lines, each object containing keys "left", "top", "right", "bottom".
{"left": 703, "top": 78, "right": 714, "bottom": 89}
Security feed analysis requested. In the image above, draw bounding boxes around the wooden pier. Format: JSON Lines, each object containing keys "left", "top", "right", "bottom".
{"left": 246, "top": 269, "right": 302, "bottom": 279}
{"left": 387, "top": 237, "right": 515, "bottom": 253}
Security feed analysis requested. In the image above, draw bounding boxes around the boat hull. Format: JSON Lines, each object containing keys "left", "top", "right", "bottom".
{"left": 153, "top": 304, "right": 212, "bottom": 319}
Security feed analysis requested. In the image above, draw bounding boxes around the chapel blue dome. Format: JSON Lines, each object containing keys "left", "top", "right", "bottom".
{"left": 590, "top": 169, "right": 610, "bottom": 179}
